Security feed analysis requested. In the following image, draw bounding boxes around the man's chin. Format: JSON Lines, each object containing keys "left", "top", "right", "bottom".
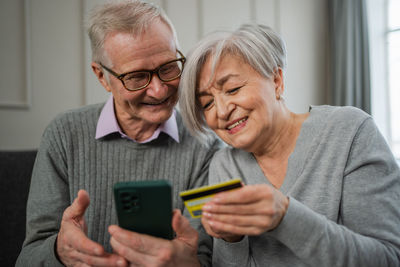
{"left": 141, "top": 108, "right": 174, "bottom": 125}
{"left": 142, "top": 96, "right": 176, "bottom": 111}
{"left": 139, "top": 96, "right": 177, "bottom": 124}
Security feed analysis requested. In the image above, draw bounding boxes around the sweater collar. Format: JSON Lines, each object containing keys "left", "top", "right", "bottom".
{"left": 95, "top": 95, "right": 179, "bottom": 143}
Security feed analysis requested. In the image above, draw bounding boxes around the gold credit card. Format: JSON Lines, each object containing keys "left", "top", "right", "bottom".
{"left": 180, "top": 178, "right": 242, "bottom": 218}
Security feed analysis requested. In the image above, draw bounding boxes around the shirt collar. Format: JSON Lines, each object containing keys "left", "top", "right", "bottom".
{"left": 95, "top": 95, "right": 179, "bottom": 143}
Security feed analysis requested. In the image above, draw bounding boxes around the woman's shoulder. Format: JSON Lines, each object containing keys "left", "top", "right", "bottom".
{"left": 211, "top": 146, "right": 251, "bottom": 168}
{"left": 214, "top": 146, "right": 244, "bottom": 158}
{"left": 209, "top": 146, "right": 257, "bottom": 183}
{"left": 303, "top": 105, "right": 376, "bottom": 149}
{"left": 309, "top": 105, "right": 371, "bottom": 128}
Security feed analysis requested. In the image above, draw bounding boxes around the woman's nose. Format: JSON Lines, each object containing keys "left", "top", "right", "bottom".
{"left": 215, "top": 95, "right": 234, "bottom": 120}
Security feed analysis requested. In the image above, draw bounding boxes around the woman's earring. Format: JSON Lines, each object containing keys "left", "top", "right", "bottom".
{"left": 276, "top": 94, "right": 281, "bottom": 100}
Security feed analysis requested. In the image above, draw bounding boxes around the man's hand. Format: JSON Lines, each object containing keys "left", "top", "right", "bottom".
{"left": 57, "top": 190, "right": 127, "bottom": 267}
{"left": 109, "top": 209, "right": 200, "bottom": 267}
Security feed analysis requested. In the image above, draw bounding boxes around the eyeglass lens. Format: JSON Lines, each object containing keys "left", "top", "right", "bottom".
{"left": 123, "top": 60, "right": 184, "bottom": 90}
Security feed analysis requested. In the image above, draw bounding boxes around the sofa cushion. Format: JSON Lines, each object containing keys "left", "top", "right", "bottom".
{"left": 0, "top": 150, "right": 37, "bottom": 267}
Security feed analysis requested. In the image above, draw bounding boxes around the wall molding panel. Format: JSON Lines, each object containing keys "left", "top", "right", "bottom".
{"left": 0, "top": 0, "right": 31, "bottom": 109}
{"left": 0, "top": 0, "right": 327, "bottom": 149}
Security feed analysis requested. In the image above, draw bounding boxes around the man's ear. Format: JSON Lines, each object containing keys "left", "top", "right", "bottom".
{"left": 274, "top": 67, "right": 284, "bottom": 97}
{"left": 91, "top": 62, "right": 112, "bottom": 92}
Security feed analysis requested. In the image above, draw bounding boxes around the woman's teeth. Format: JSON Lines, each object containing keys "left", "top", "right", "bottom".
{"left": 227, "top": 118, "right": 247, "bottom": 130}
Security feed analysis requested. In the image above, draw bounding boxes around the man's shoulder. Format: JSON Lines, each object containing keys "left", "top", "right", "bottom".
{"left": 51, "top": 103, "right": 104, "bottom": 123}
{"left": 44, "top": 103, "right": 105, "bottom": 135}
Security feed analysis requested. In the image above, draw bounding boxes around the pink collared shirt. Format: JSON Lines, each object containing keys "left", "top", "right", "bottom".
{"left": 95, "top": 95, "right": 179, "bottom": 143}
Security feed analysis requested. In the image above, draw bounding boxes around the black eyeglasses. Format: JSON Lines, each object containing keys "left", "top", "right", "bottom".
{"left": 99, "top": 50, "right": 186, "bottom": 91}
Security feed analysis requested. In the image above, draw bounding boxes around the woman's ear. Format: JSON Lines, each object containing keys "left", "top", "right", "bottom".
{"left": 274, "top": 67, "right": 284, "bottom": 99}
{"left": 91, "top": 62, "right": 112, "bottom": 92}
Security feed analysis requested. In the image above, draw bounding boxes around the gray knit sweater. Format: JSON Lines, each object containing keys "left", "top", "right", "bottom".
{"left": 207, "top": 106, "right": 400, "bottom": 267}
{"left": 16, "top": 103, "right": 220, "bottom": 266}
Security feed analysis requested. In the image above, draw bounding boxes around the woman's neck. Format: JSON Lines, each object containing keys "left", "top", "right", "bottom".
{"left": 253, "top": 111, "right": 309, "bottom": 188}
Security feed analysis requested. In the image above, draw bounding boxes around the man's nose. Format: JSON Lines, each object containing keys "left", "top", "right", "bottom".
{"left": 145, "top": 73, "right": 169, "bottom": 99}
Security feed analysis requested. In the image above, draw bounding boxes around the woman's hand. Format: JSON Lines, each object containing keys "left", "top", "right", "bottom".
{"left": 201, "top": 215, "right": 243, "bottom": 243}
{"left": 201, "top": 184, "right": 289, "bottom": 241}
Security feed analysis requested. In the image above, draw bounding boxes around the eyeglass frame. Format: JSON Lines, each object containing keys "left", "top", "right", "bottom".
{"left": 99, "top": 50, "right": 186, "bottom": 91}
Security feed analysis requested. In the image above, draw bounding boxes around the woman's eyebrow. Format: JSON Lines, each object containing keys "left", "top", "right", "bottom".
{"left": 196, "top": 90, "right": 210, "bottom": 97}
{"left": 216, "top": 74, "right": 240, "bottom": 87}
{"left": 196, "top": 73, "right": 241, "bottom": 96}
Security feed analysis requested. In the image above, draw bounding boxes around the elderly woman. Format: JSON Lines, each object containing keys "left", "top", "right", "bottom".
{"left": 179, "top": 24, "right": 400, "bottom": 266}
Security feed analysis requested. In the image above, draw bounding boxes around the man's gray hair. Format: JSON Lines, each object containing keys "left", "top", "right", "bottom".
{"left": 179, "top": 24, "right": 287, "bottom": 141}
{"left": 87, "top": 0, "right": 179, "bottom": 66}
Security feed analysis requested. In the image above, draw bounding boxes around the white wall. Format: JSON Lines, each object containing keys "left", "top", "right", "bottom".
{"left": 0, "top": 0, "right": 328, "bottom": 150}
{"left": 0, "top": 0, "right": 84, "bottom": 150}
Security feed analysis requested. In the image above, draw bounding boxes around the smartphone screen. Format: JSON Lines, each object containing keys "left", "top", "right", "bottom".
{"left": 113, "top": 180, "right": 173, "bottom": 240}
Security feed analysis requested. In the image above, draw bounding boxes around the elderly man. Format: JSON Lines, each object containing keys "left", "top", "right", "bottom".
{"left": 16, "top": 1, "right": 218, "bottom": 266}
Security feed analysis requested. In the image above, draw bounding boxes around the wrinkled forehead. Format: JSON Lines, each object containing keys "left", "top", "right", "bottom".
{"left": 196, "top": 52, "right": 246, "bottom": 93}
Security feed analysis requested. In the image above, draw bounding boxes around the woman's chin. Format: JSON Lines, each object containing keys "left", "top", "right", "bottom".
{"left": 225, "top": 138, "right": 255, "bottom": 151}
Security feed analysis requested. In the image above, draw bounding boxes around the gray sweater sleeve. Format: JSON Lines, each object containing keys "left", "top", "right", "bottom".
{"left": 268, "top": 117, "right": 400, "bottom": 266}
{"left": 206, "top": 151, "right": 256, "bottom": 267}
{"left": 212, "top": 236, "right": 255, "bottom": 266}
{"left": 196, "top": 138, "right": 226, "bottom": 267}
{"left": 190, "top": 138, "right": 223, "bottom": 267}
{"left": 16, "top": 121, "right": 68, "bottom": 266}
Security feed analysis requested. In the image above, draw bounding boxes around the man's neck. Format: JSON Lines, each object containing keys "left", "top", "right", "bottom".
{"left": 117, "top": 115, "right": 160, "bottom": 142}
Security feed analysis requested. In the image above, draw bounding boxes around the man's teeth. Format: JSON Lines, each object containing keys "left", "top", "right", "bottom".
{"left": 146, "top": 99, "right": 167, "bottom": 105}
{"left": 227, "top": 118, "right": 247, "bottom": 130}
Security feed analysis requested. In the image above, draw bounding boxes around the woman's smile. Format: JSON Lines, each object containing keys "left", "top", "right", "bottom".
{"left": 226, "top": 116, "right": 248, "bottom": 134}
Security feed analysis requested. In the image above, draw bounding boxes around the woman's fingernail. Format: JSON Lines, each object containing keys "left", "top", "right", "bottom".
{"left": 202, "top": 204, "right": 211, "bottom": 210}
{"left": 213, "top": 197, "right": 221, "bottom": 203}
{"left": 203, "top": 211, "right": 211, "bottom": 217}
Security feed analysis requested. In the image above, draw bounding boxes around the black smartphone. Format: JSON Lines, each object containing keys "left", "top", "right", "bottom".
{"left": 113, "top": 180, "right": 173, "bottom": 240}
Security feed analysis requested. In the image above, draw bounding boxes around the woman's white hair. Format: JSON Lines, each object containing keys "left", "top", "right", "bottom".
{"left": 179, "top": 24, "right": 287, "bottom": 142}
{"left": 86, "top": 0, "right": 179, "bottom": 66}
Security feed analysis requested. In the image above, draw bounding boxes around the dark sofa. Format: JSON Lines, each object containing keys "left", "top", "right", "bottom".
{"left": 0, "top": 150, "right": 37, "bottom": 267}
